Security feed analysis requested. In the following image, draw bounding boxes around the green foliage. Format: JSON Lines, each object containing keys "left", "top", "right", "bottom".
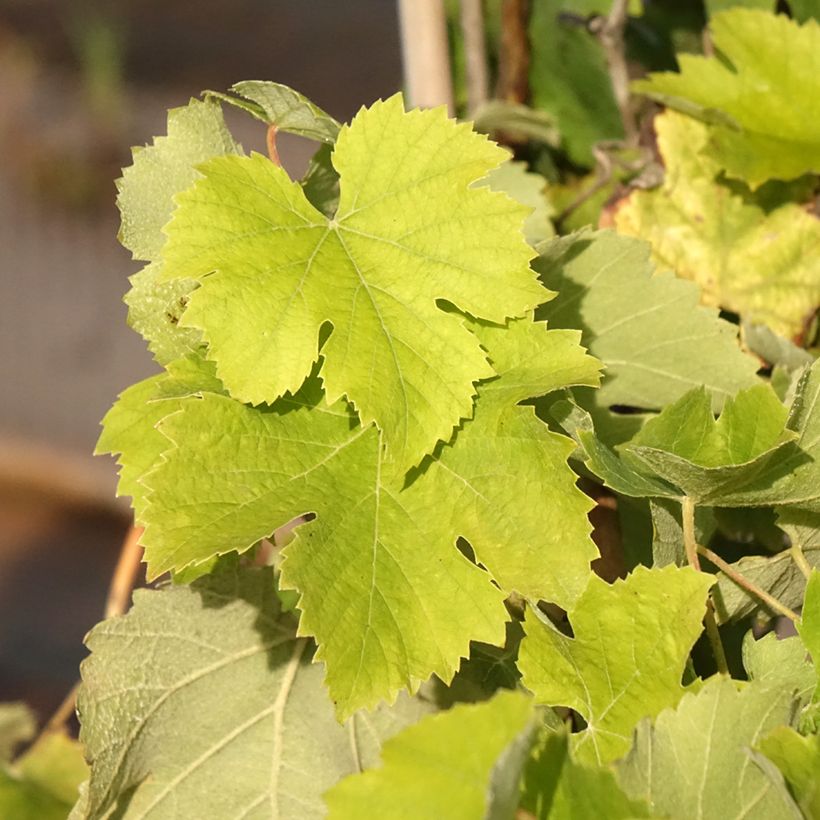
{"left": 615, "top": 111, "right": 820, "bottom": 338}
{"left": 325, "top": 690, "right": 534, "bottom": 819}
{"left": 27, "top": 7, "right": 820, "bottom": 812}
{"left": 519, "top": 566, "right": 713, "bottom": 765}
{"left": 635, "top": 9, "right": 820, "bottom": 188}
{"left": 617, "top": 678, "right": 800, "bottom": 818}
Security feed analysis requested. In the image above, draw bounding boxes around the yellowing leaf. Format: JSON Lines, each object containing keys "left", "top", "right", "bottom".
{"left": 162, "top": 94, "right": 544, "bottom": 470}
{"left": 634, "top": 9, "right": 820, "bottom": 187}
{"left": 615, "top": 110, "right": 820, "bottom": 338}
{"left": 519, "top": 566, "right": 713, "bottom": 765}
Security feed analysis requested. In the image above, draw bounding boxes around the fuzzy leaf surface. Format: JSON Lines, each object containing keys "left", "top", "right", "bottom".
{"left": 634, "top": 9, "right": 820, "bottom": 187}
{"left": 710, "top": 360, "right": 820, "bottom": 511}
{"left": 206, "top": 80, "right": 341, "bottom": 143}
{"left": 625, "top": 384, "right": 797, "bottom": 503}
{"left": 135, "top": 316, "right": 599, "bottom": 714}
{"left": 615, "top": 111, "right": 820, "bottom": 337}
{"left": 535, "top": 231, "right": 759, "bottom": 412}
{"left": 162, "top": 95, "right": 543, "bottom": 469}
{"left": 743, "top": 632, "right": 816, "bottom": 704}
{"left": 519, "top": 566, "right": 713, "bottom": 765}
{"left": 714, "top": 550, "right": 820, "bottom": 623}
{"left": 116, "top": 99, "right": 241, "bottom": 362}
{"left": 617, "top": 678, "right": 801, "bottom": 819}
{"left": 77, "top": 563, "right": 433, "bottom": 819}
{"left": 324, "top": 689, "right": 534, "bottom": 820}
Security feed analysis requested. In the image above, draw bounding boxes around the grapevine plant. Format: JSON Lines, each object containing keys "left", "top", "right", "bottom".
{"left": 4, "top": 6, "right": 820, "bottom": 819}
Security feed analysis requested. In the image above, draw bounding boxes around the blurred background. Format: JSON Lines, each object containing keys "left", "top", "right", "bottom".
{"left": 0, "top": 0, "right": 403, "bottom": 718}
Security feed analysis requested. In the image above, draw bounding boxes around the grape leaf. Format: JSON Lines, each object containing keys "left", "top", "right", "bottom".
{"left": 705, "top": 0, "right": 774, "bottom": 14}
{"left": 518, "top": 566, "right": 713, "bottom": 765}
{"left": 161, "top": 94, "right": 544, "bottom": 469}
{"left": 133, "top": 316, "right": 599, "bottom": 715}
{"left": 529, "top": 0, "right": 624, "bottom": 166}
{"left": 116, "top": 99, "right": 241, "bottom": 363}
{"left": 706, "top": 360, "right": 820, "bottom": 511}
{"left": 614, "top": 111, "right": 820, "bottom": 338}
{"left": 624, "top": 384, "right": 797, "bottom": 503}
{"left": 633, "top": 9, "right": 820, "bottom": 187}
{"left": 324, "top": 689, "right": 534, "bottom": 820}
{"left": 1, "top": 734, "right": 87, "bottom": 820}
{"left": 799, "top": 571, "right": 820, "bottom": 701}
{"left": 117, "top": 98, "right": 241, "bottom": 262}
{"left": 617, "top": 677, "right": 801, "bottom": 819}
{"left": 535, "top": 230, "right": 760, "bottom": 412}
{"left": 743, "top": 631, "right": 816, "bottom": 705}
{"left": 520, "top": 729, "right": 652, "bottom": 819}
{"left": 758, "top": 728, "right": 820, "bottom": 818}
{"left": 95, "top": 354, "right": 224, "bottom": 514}
{"left": 123, "top": 263, "right": 202, "bottom": 365}
{"left": 479, "top": 160, "right": 555, "bottom": 246}
{"left": 77, "top": 562, "right": 434, "bottom": 819}
{"left": 205, "top": 80, "right": 341, "bottom": 143}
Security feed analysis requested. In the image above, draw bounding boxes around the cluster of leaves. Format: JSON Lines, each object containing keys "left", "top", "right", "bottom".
{"left": 3, "top": 4, "right": 820, "bottom": 818}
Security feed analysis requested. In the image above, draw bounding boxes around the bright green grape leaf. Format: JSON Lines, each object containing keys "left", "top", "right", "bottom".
{"left": 324, "top": 689, "right": 534, "bottom": 820}
{"left": 707, "top": 360, "right": 820, "bottom": 511}
{"left": 799, "top": 571, "right": 820, "bottom": 699}
{"left": 519, "top": 566, "right": 713, "bottom": 765}
{"left": 0, "top": 704, "right": 35, "bottom": 763}
{"left": 162, "top": 95, "right": 543, "bottom": 470}
{"left": 529, "top": 0, "right": 624, "bottom": 166}
{"left": 614, "top": 112, "right": 820, "bottom": 338}
{"left": 743, "top": 631, "right": 816, "bottom": 705}
{"left": 117, "top": 99, "right": 241, "bottom": 362}
{"left": 205, "top": 80, "right": 341, "bottom": 143}
{"left": 479, "top": 159, "right": 555, "bottom": 246}
{"left": 95, "top": 356, "right": 225, "bottom": 513}
{"left": 117, "top": 98, "right": 241, "bottom": 262}
{"left": 535, "top": 230, "right": 760, "bottom": 412}
{"left": 137, "top": 316, "right": 599, "bottom": 714}
{"left": 634, "top": 10, "right": 820, "bottom": 187}
{"left": 759, "top": 728, "right": 820, "bottom": 818}
{"left": 123, "top": 262, "right": 202, "bottom": 365}
{"left": 0, "top": 734, "right": 87, "bottom": 820}
{"left": 77, "top": 562, "right": 435, "bottom": 819}
{"left": 713, "top": 549, "right": 820, "bottom": 623}
{"left": 705, "top": 0, "right": 774, "bottom": 14}
{"left": 520, "top": 729, "right": 652, "bottom": 819}
{"left": 624, "top": 384, "right": 798, "bottom": 503}
{"left": 617, "top": 677, "right": 801, "bottom": 819}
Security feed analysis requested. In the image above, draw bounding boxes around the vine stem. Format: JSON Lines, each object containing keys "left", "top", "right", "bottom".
{"left": 36, "top": 523, "right": 145, "bottom": 743}
{"left": 682, "top": 498, "right": 728, "bottom": 675}
{"left": 790, "top": 543, "right": 813, "bottom": 580}
{"left": 697, "top": 544, "right": 800, "bottom": 623}
{"left": 266, "top": 125, "right": 281, "bottom": 167}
